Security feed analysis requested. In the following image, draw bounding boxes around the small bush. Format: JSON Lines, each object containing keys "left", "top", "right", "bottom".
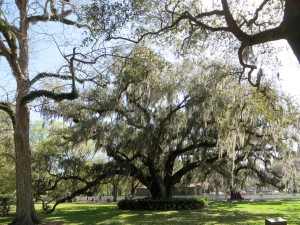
{"left": 0, "top": 197, "right": 11, "bottom": 216}
{"left": 118, "top": 197, "right": 207, "bottom": 211}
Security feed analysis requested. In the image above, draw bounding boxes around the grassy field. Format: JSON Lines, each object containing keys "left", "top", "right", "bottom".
{"left": 1, "top": 200, "right": 300, "bottom": 224}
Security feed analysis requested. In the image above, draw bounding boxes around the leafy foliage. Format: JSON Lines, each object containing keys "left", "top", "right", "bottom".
{"left": 0, "top": 197, "right": 10, "bottom": 216}
{"left": 49, "top": 44, "right": 300, "bottom": 199}
{"left": 30, "top": 121, "right": 114, "bottom": 213}
{"left": 80, "top": 0, "right": 154, "bottom": 40}
{"left": 0, "top": 113, "right": 15, "bottom": 204}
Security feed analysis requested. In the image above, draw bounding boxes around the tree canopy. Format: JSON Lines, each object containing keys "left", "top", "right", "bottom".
{"left": 51, "top": 45, "right": 299, "bottom": 199}
{"left": 88, "top": 0, "right": 300, "bottom": 86}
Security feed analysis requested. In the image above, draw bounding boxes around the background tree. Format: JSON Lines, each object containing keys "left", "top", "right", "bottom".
{"left": 210, "top": 76, "right": 299, "bottom": 196}
{"left": 274, "top": 150, "right": 300, "bottom": 193}
{"left": 0, "top": 1, "right": 101, "bottom": 224}
{"left": 30, "top": 121, "right": 113, "bottom": 213}
{"left": 0, "top": 113, "right": 15, "bottom": 203}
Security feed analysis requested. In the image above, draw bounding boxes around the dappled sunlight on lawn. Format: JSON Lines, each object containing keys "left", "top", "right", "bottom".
{"left": 1, "top": 201, "right": 300, "bottom": 224}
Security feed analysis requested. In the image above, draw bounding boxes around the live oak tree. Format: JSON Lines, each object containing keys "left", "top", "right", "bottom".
{"left": 61, "top": 49, "right": 221, "bottom": 199}
{"left": 0, "top": 1, "right": 96, "bottom": 224}
{"left": 57, "top": 45, "right": 299, "bottom": 199}
{"left": 78, "top": 1, "right": 300, "bottom": 198}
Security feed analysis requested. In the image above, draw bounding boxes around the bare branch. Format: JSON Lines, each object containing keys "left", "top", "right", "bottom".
{"left": 221, "top": 0, "right": 250, "bottom": 42}
{"left": 22, "top": 48, "right": 79, "bottom": 104}
{"left": 238, "top": 44, "right": 258, "bottom": 87}
{"left": 247, "top": 0, "right": 271, "bottom": 26}
{"left": 195, "top": 10, "right": 224, "bottom": 18}
{"left": 0, "top": 18, "right": 19, "bottom": 35}
{"left": 156, "top": 95, "right": 190, "bottom": 140}
{"left": 0, "top": 19, "right": 19, "bottom": 69}
{"left": 171, "top": 152, "right": 225, "bottom": 183}
{"left": 169, "top": 141, "right": 217, "bottom": 163}
{"left": 160, "top": 95, "right": 190, "bottom": 127}
{"left": 110, "top": 10, "right": 229, "bottom": 43}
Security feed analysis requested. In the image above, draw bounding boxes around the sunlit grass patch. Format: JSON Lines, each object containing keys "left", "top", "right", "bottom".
{"left": 0, "top": 200, "right": 299, "bottom": 224}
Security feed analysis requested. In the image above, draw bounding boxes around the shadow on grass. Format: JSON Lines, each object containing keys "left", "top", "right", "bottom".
{"left": 0, "top": 215, "right": 12, "bottom": 225}
{"left": 1, "top": 200, "right": 300, "bottom": 225}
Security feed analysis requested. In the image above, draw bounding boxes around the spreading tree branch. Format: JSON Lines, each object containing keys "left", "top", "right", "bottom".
{"left": 42, "top": 173, "right": 107, "bottom": 213}
{"left": 21, "top": 48, "right": 79, "bottom": 104}
{"left": 171, "top": 152, "right": 226, "bottom": 184}
{"left": 110, "top": 0, "right": 288, "bottom": 85}
{"left": 30, "top": 72, "right": 96, "bottom": 86}
{"left": 0, "top": 19, "right": 20, "bottom": 75}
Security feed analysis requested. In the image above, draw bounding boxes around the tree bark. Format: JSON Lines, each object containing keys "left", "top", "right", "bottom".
{"left": 229, "top": 186, "right": 243, "bottom": 200}
{"left": 148, "top": 178, "right": 172, "bottom": 199}
{"left": 130, "top": 179, "right": 140, "bottom": 196}
{"left": 10, "top": 1, "right": 40, "bottom": 223}
{"left": 282, "top": 0, "right": 300, "bottom": 64}
{"left": 10, "top": 87, "right": 40, "bottom": 225}
{"left": 0, "top": 0, "right": 81, "bottom": 223}
{"left": 112, "top": 183, "right": 118, "bottom": 202}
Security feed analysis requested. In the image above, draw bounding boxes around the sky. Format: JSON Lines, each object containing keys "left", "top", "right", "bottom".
{"left": 2, "top": 34, "right": 300, "bottom": 122}
{"left": 277, "top": 41, "right": 300, "bottom": 98}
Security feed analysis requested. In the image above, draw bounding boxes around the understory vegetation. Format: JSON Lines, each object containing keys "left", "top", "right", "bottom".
{"left": 117, "top": 198, "right": 207, "bottom": 210}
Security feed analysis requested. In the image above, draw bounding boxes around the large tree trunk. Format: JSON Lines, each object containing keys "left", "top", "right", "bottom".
{"left": 112, "top": 183, "right": 118, "bottom": 202}
{"left": 229, "top": 186, "right": 243, "bottom": 200}
{"left": 10, "top": 2, "right": 40, "bottom": 223}
{"left": 130, "top": 179, "right": 140, "bottom": 196}
{"left": 148, "top": 179, "right": 173, "bottom": 199}
{"left": 283, "top": 0, "right": 300, "bottom": 64}
{"left": 11, "top": 92, "right": 40, "bottom": 225}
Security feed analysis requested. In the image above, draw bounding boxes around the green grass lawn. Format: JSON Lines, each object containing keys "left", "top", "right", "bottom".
{"left": 1, "top": 200, "right": 300, "bottom": 224}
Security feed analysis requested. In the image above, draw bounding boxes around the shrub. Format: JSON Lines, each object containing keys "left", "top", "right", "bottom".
{"left": 0, "top": 197, "right": 11, "bottom": 216}
{"left": 118, "top": 197, "right": 207, "bottom": 211}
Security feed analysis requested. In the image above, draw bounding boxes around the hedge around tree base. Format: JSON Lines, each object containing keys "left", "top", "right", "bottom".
{"left": 117, "top": 197, "right": 207, "bottom": 211}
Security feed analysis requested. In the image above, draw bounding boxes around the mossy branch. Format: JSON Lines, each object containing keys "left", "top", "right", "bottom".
{"left": 21, "top": 89, "right": 79, "bottom": 105}
{"left": 26, "top": 3, "right": 89, "bottom": 29}
{"left": 30, "top": 73, "right": 95, "bottom": 86}
{"left": 0, "top": 18, "right": 19, "bottom": 70}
